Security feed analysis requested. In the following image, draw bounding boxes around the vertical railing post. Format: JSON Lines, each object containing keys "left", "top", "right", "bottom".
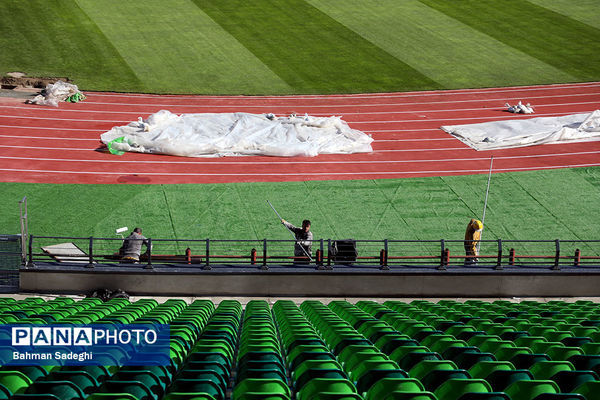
{"left": 553, "top": 239, "right": 560, "bottom": 270}
{"left": 316, "top": 239, "right": 325, "bottom": 269}
{"left": 574, "top": 249, "right": 581, "bottom": 267}
{"left": 27, "top": 235, "right": 34, "bottom": 268}
{"left": 87, "top": 236, "right": 94, "bottom": 268}
{"left": 144, "top": 238, "right": 153, "bottom": 269}
{"left": 438, "top": 239, "right": 446, "bottom": 270}
{"left": 327, "top": 239, "right": 332, "bottom": 269}
{"left": 380, "top": 239, "right": 389, "bottom": 270}
{"left": 261, "top": 239, "right": 268, "bottom": 270}
{"left": 320, "top": 239, "right": 324, "bottom": 265}
{"left": 203, "top": 239, "right": 211, "bottom": 270}
{"left": 495, "top": 239, "right": 503, "bottom": 270}
{"left": 509, "top": 248, "right": 515, "bottom": 266}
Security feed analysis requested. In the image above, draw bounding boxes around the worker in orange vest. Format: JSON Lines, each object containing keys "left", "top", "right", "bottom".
{"left": 464, "top": 219, "right": 483, "bottom": 265}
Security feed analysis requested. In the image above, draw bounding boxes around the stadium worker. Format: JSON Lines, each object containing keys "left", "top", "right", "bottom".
{"left": 119, "top": 227, "right": 151, "bottom": 263}
{"left": 464, "top": 219, "right": 483, "bottom": 265}
{"left": 281, "top": 219, "right": 313, "bottom": 263}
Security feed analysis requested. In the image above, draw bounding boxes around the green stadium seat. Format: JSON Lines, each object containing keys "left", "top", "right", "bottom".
{"left": 484, "top": 369, "right": 533, "bottom": 391}
{"left": 467, "top": 361, "right": 515, "bottom": 379}
{"left": 296, "top": 378, "right": 357, "bottom": 400}
{"left": 504, "top": 380, "right": 560, "bottom": 400}
{"left": 0, "top": 384, "right": 9, "bottom": 400}
{"left": 0, "top": 371, "right": 33, "bottom": 394}
{"left": 364, "top": 377, "right": 425, "bottom": 400}
{"left": 420, "top": 369, "right": 471, "bottom": 391}
{"left": 433, "top": 378, "right": 492, "bottom": 400}
{"left": 232, "top": 378, "right": 291, "bottom": 400}
{"left": 1, "top": 366, "right": 48, "bottom": 382}
{"left": 546, "top": 346, "right": 584, "bottom": 361}
{"left": 42, "top": 371, "right": 99, "bottom": 394}
{"left": 571, "top": 380, "right": 600, "bottom": 400}
{"left": 409, "top": 360, "right": 459, "bottom": 379}
{"left": 456, "top": 394, "right": 510, "bottom": 400}
{"left": 11, "top": 394, "right": 62, "bottom": 400}
{"left": 509, "top": 353, "right": 551, "bottom": 369}
{"left": 25, "top": 381, "right": 85, "bottom": 400}
{"left": 568, "top": 354, "right": 600, "bottom": 370}
{"left": 84, "top": 394, "right": 139, "bottom": 400}
{"left": 294, "top": 369, "right": 348, "bottom": 391}
{"left": 550, "top": 370, "right": 599, "bottom": 393}
{"left": 236, "top": 367, "right": 286, "bottom": 383}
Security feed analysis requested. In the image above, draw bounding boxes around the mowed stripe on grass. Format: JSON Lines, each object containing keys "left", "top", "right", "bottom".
{"left": 191, "top": 0, "right": 439, "bottom": 93}
{"left": 74, "top": 0, "right": 292, "bottom": 94}
{"left": 419, "top": 0, "right": 600, "bottom": 81}
{"left": 526, "top": 0, "right": 600, "bottom": 30}
{"left": 305, "top": 0, "right": 576, "bottom": 89}
{"left": 0, "top": 0, "right": 142, "bottom": 91}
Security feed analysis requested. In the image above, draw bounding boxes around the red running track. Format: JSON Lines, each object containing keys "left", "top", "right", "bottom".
{"left": 0, "top": 82, "right": 599, "bottom": 184}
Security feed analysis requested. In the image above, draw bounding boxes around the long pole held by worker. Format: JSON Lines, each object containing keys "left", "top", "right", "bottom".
{"left": 478, "top": 156, "right": 494, "bottom": 252}
{"left": 267, "top": 200, "right": 313, "bottom": 261}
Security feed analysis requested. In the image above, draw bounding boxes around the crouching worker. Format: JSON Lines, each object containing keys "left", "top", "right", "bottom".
{"left": 119, "top": 227, "right": 151, "bottom": 263}
{"left": 464, "top": 219, "right": 483, "bottom": 265}
{"left": 282, "top": 219, "right": 313, "bottom": 264}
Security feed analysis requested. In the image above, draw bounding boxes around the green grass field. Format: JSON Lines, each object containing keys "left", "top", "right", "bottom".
{"left": 1, "top": 0, "right": 599, "bottom": 94}
{"left": 2, "top": 168, "right": 600, "bottom": 249}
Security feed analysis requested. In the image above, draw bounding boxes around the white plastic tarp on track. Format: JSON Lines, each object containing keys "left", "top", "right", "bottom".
{"left": 100, "top": 110, "right": 373, "bottom": 157}
{"left": 441, "top": 110, "right": 600, "bottom": 151}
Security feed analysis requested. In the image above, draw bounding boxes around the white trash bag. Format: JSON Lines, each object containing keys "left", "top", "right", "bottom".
{"left": 28, "top": 81, "right": 83, "bottom": 107}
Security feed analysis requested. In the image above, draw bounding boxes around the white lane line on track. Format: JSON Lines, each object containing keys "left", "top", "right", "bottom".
{"left": 84, "top": 82, "right": 600, "bottom": 100}
{"left": 2, "top": 97, "right": 598, "bottom": 115}
{"left": 2, "top": 163, "right": 600, "bottom": 176}
{"left": 0, "top": 134, "right": 452, "bottom": 142}
{"left": 0, "top": 125, "right": 104, "bottom": 132}
{"left": 0, "top": 134, "right": 99, "bottom": 141}
{"left": 0, "top": 144, "right": 470, "bottom": 152}
{"left": 1, "top": 110, "right": 596, "bottom": 125}
{"left": 1, "top": 151, "right": 598, "bottom": 165}
{"left": 0, "top": 126, "right": 440, "bottom": 134}
{"left": 79, "top": 94, "right": 600, "bottom": 108}
{"left": 350, "top": 111, "right": 598, "bottom": 124}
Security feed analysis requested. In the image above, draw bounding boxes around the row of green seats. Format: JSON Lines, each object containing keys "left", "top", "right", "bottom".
{"left": 233, "top": 300, "right": 290, "bottom": 400}
{"left": 274, "top": 300, "right": 360, "bottom": 400}
{"left": 365, "top": 299, "right": 600, "bottom": 400}
{"left": 165, "top": 300, "right": 236, "bottom": 400}
{"left": 302, "top": 300, "right": 433, "bottom": 400}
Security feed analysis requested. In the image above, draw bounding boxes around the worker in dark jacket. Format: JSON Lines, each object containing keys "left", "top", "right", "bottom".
{"left": 464, "top": 219, "right": 483, "bottom": 265}
{"left": 282, "top": 219, "right": 313, "bottom": 262}
{"left": 120, "top": 227, "right": 150, "bottom": 262}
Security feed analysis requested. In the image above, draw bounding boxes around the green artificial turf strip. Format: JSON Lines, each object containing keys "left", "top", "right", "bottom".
{"left": 526, "top": 0, "right": 600, "bottom": 30}
{"left": 0, "top": 0, "right": 143, "bottom": 92}
{"left": 419, "top": 0, "right": 600, "bottom": 81}
{"left": 305, "top": 0, "right": 575, "bottom": 89}
{"left": 191, "top": 0, "right": 439, "bottom": 94}
{"left": 74, "top": 0, "right": 292, "bottom": 95}
{"left": 1, "top": 168, "right": 599, "bottom": 257}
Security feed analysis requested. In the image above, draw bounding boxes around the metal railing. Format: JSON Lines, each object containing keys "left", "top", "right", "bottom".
{"left": 23, "top": 235, "right": 600, "bottom": 271}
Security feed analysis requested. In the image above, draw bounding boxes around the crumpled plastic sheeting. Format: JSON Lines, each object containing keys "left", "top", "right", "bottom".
{"left": 28, "top": 81, "right": 81, "bottom": 107}
{"left": 100, "top": 110, "right": 374, "bottom": 157}
{"left": 441, "top": 110, "right": 600, "bottom": 151}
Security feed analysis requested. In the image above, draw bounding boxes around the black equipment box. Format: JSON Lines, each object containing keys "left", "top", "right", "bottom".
{"left": 330, "top": 240, "right": 358, "bottom": 264}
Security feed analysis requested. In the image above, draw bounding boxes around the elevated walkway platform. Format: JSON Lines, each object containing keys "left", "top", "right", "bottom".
{"left": 20, "top": 262, "right": 600, "bottom": 297}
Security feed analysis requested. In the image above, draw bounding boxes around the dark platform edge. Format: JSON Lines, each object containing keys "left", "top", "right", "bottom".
{"left": 19, "top": 262, "right": 600, "bottom": 297}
